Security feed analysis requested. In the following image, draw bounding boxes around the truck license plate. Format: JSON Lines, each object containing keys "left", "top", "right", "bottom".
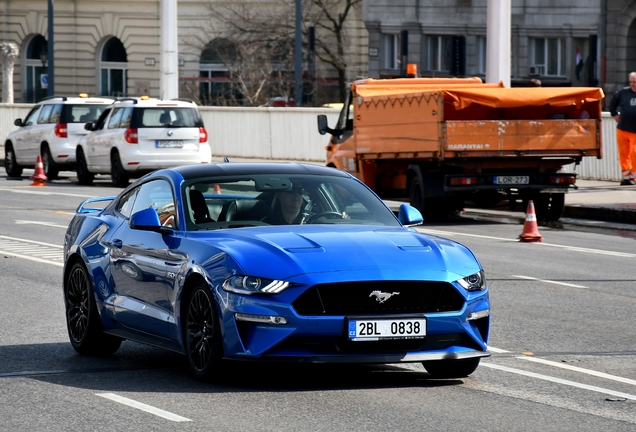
{"left": 494, "top": 175, "right": 529, "bottom": 185}
{"left": 347, "top": 318, "right": 426, "bottom": 341}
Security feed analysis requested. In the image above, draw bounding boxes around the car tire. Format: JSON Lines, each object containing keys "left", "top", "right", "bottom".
{"left": 422, "top": 357, "right": 481, "bottom": 378}
{"left": 185, "top": 280, "right": 224, "bottom": 382}
{"left": 4, "top": 142, "right": 23, "bottom": 177}
{"left": 111, "top": 152, "right": 129, "bottom": 187}
{"left": 41, "top": 145, "right": 59, "bottom": 180}
{"left": 76, "top": 148, "right": 94, "bottom": 185}
{"left": 64, "top": 261, "right": 123, "bottom": 355}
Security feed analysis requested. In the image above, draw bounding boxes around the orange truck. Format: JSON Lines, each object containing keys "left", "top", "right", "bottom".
{"left": 317, "top": 77, "right": 605, "bottom": 221}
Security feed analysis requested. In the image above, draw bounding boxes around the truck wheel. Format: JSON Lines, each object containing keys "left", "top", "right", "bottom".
{"left": 534, "top": 193, "right": 565, "bottom": 222}
{"left": 409, "top": 176, "right": 425, "bottom": 213}
{"left": 409, "top": 177, "right": 448, "bottom": 221}
{"left": 4, "top": 142, "right": 23, "bottom": 177}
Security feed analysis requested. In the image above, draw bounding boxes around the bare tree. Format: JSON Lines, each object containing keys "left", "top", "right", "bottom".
{"left": 191, "top": 0, "right": 361, "bottom": 106}
{"left": 305, "top": 0, "right": 362, "bottom": 103}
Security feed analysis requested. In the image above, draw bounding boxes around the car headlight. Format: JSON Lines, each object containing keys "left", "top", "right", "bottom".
{"left": 222, "top": 275, "right": 290, "bottom": 295}
{"left": 457, "top": 270, "right": 486, "bottom": 291}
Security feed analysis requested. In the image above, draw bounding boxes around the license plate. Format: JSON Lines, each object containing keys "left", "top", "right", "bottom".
{"left": 347, "top": 318, "right": 426, "bottom": 341}
{"left": 494, "top": 175, "right": 529, "bottom": 185}
{"left": 155, "top": 140, "right": 184, "bottom": 148}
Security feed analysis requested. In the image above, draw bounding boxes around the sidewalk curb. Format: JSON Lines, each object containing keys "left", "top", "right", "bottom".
{"left": 563, "top": 204, "right": 636, "bottom": 224}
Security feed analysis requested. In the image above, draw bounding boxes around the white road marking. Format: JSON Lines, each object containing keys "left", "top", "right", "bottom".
{"left": 0, "top": 235, "right": 63, "bottom": 248}
{"left": 487, "top": 346, "right": 511, "bottom": 353}
{"left": 0, "top": 235, "right": 64, "bottom": 267}
{"left": 482, "top": 363, "right": 636, "bottom": 401}
{"left": 0, "top": 186, "right": 95, "bottom": 198}
{"left": 517, "top": 356, "right": 636, "bottom": 387}
{"left": 96, "top": 393, "right": 192, "bottom": 422}
{"left": 15, "top": 220, "right": 69, "bottom": 229}
{"left": 512, "top": 275, "right": 588, "bottom": 289}
{"left": 417, "top": 228, "right": 636, "bottom": 258}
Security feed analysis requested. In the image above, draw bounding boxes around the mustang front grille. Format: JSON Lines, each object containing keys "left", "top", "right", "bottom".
{"left": 292, "top": 281, "right": 464, "bottom": 316}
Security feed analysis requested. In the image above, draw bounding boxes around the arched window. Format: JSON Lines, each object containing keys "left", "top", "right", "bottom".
{"left": 199, "top": 39, "right": 242, "bottom": 105}
{"left": 100, "top": 37, "right": 128, "bottom": 96}
{"left": 24, "top": 34, "right": 48, "bottom": 102}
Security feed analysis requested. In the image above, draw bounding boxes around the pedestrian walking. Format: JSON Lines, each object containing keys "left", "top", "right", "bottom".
{"left": 608, "top": 72, "right": 636, "bottom": 185}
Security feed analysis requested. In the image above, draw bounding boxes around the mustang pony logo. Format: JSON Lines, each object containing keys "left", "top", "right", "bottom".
{"left": 369, "top": 290, "right": 400, "bottom": 303}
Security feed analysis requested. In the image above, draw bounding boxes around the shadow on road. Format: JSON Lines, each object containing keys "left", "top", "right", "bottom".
{"left": 2, "top": 341, "right": 464, "bottom": 392}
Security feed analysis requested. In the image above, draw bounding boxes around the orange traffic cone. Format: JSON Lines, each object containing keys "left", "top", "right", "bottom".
{"left": 213, "top": 184, "right": 221, "bottom": 194}
{"left": 518, "top": 200, "right": 543, "bottom": 242}
{"left": 30, "top": 155, "right": 48, "bottom": 186}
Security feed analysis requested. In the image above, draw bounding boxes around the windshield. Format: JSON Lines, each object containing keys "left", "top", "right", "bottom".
{"left": 64, "top": 104, "right": 111, "bottom": 123}
{"left": 134, "top": 108, "right": 203, "bottom": 128}
{"left": 182, "top": 173, "right": 399, "bottom": 231}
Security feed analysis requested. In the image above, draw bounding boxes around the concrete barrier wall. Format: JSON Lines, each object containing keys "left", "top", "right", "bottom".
{"left": 0, "top": 104, "right": 622, "bottom": 181}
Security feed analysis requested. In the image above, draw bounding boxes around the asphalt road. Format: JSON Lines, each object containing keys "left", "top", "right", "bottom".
{"left": 1, "top": 172, "right": 635, "bottom": 431}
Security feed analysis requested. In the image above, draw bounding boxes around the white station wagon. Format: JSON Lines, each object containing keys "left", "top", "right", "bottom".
{"left": 4, "top": 93, "right": 114, "bottom": 179}
{"left": 76, "top": 97, "right": 211, "bottom": 187}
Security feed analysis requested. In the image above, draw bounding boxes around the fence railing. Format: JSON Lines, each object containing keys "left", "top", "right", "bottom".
{"left": 0, "top": 104, "right": 622, "bottom": 182}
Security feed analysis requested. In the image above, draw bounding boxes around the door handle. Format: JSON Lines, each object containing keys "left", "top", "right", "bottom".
{"left": 112, "top": 239, "right": 123, "bottom": 249}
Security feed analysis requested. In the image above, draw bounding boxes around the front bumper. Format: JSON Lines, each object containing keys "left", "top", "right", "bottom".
{"left": 215, "top": 282, "right": 491, "bottom": 364}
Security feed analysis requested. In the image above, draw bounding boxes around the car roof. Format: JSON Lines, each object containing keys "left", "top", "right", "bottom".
{"left": 112, "top": 98, "right": 199, "bottom": 108}
{"left": 38, "top": 95, "right": 115, "bottom": 104}
{"left": 160, "top": 162, "right": 352, "bottom": 181}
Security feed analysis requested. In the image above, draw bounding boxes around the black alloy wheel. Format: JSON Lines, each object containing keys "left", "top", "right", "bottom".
{"left": 111, "top": 152, "right": 129, "bottom": 187}
{"left": 41, "top": 144, "right": 59, "bottom": 180}
{"left": 76, "top": 148, "right": 94, "bottom": 185}
{"left": 65, "top": 261, "right": 122, "bottom": 355}
{"left": 185, "top": 281, "right": 223, "bottom": 381}
{"left": 4, "top": 143, "right": 23, "bottom": 177}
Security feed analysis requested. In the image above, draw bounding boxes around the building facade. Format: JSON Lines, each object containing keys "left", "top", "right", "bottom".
{"left": 0, "top": 0, "right": 368, "bottom": 105}
{"left": 363, "top": 0, "right": 636, "bottom": 97}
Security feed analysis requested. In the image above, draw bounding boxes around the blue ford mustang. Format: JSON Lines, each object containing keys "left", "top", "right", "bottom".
{"left": 63, "top": 163, "right": 490, "bottom": 381}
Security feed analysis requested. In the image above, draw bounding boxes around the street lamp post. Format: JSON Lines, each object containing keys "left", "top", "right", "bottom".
{"left": 294, "top": 0, "right": 302, "bottom": 106}
{"left": 47, "top": 0, "right": 54, "bottom": 96}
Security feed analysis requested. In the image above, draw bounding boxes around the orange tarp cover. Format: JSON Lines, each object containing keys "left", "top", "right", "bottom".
{"left": 442, "top": 87, "right": 605, "bottom": 110}
{"left": 353, "top": 81, "right": 605, "bottom": 110}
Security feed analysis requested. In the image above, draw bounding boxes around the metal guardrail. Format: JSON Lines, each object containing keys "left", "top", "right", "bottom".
{"left": 0, "top": 104, "right": 622, "bottom": 181}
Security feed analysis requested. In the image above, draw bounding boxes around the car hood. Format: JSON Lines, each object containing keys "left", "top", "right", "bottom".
{"left": 193, "top": 225, "right": 480, "bottom": 282}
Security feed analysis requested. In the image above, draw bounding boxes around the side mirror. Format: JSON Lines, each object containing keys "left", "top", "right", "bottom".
{"left": 398, "top": 204, "right": 423, "bottom": 226}
{"left": 317, "top": 115, "right": 329, "bottom": 135}
{"left": 129, "top": 208, "right": 172, "bottom": 234}
{"left": 84, "top": 122, "right": 94, "bottom": 131}
{"left": 317, "top": 114, "right": 342, "bottom": 137}
{"left": 14, "top": 118, "right": 23, "bottom": 127}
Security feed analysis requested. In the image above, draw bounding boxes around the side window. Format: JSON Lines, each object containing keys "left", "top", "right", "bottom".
{"left": 94, "top": 108, "right": 112, "bottom": 130}
{"left": 22, "top": 106, "right": 42, "bottom": 126}
{"left": 117, "top": 188, "right": 139, "bottom": 218}
{"left": 131, "top": 179, "right": 177, "bottom": 229}
{"left": 38, "top": 105, "right": 53, "bottom": 124}
{"left": 48, "top": 104, "right": 63, "bottom": 124}
{"left": 108, "top": 108, "right": 124, "bottom": 129}
{"left": 119, "top": 107, "right": 134, "bottom": 128}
